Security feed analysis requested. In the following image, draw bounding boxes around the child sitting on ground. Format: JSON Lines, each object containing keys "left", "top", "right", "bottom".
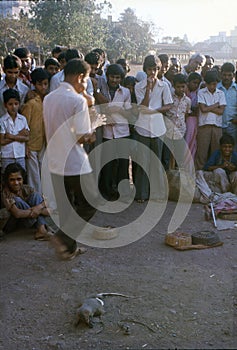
{"left": 197, "top": 134, "right": 237, "bottom": 194}
{"left": 0, "top": 89, "right": 29, "bottom": 173}
{"left": 1, "top": 163, "right": 51, "bottom": 241}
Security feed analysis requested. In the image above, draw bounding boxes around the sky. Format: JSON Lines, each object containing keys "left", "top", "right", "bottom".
{"left": 104, "top": 0, "right": 237, "bottom": 44}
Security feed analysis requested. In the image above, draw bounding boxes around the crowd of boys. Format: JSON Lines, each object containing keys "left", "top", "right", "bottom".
{"left": 1, "top": 46, "right": 237, "bottom": 259}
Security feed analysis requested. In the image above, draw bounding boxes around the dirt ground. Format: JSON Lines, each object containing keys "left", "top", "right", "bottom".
{"left": 0, "top": 199, "right": 237, "bottom": 350}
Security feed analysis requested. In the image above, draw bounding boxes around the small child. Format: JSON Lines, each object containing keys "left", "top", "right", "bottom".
{"left": 197, "top": 134, "right": 237, "bottom": 194}
{"left": 164, "top": 73, "right": 191, "bottom": 170}
{"left": 195, "top": 70, "right": 226, "bottom": 170}
{"left": 184, "top": 72, "right": 202, "bottom": 171}
{"left": 0, "top": 89, "right": 29, "bottom": 173}
{"left": 21, "top": 68, "right": 50, "bottom": 193}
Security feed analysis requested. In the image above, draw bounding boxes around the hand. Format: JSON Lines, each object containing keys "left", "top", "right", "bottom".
{"left": 91, "top": 113, "right": 107, "bottom": 129}
{"left": 18, "top": 128, "right": 29, "bottom": 136}
{"left": 225, "top": 162, "right": 236, "bottom": 172}
{"left": 84, "top": 132, "right": 96, "bottom": 144}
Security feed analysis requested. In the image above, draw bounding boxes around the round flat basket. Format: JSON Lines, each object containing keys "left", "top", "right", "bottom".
{"left": 165, "top": 232, "right": 192, "bottom": 247}
{"left": 93, "top": 226, "right": 118, "bottom": 240}
{"left": 191, "top": 231, "right": 220, "bottom": 246}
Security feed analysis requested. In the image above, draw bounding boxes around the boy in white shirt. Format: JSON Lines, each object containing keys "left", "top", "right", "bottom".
{"left": 0, "top": 89, "right": 29, "bottom": 173}
{"left": 195, "top": 70, "right": 226, "bottom": 170}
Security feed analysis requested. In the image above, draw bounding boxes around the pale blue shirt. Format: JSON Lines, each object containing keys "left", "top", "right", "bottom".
{"left": 217, "top": 81, "right": 237, "bottom": 128}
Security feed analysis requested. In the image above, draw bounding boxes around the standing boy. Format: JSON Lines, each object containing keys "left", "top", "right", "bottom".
{"left": 97, "top": 63, "right": 132, "bottom": 201}
{"left": 134, "top": 54, "right": 173, "bottom": 202}
{"left": 0, "top": 54, "right": 29, "bottom": 117}
{"left": 0, "top": 89, "right": 29, "bottom": 172}
{"left": 195, "top": 70, "right": 226, "bottom": 170}
{"left": 163, "top": 73, "right": 191, "bottom": 170}
{"left": 217, "top": 62, "right": 237, "bottom": 150}
{"left": 13, "top": 47, "right": 32, "bottom": 89}
{"left": 21, "top": 68, "right": 49, "bottom": 193}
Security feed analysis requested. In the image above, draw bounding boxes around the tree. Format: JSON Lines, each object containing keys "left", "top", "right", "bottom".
{"left": 0, "top": 13, "right": 48, "bottom": 58}
{"left": 106, "top": 8, "right": 155, "bottom": 62}
{"left": 29, "top": 0, "right": 111, "bottom": 52}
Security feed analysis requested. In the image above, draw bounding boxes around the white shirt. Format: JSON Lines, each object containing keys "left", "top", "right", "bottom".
{"left": 0, "top": 112, "right": 29, "bottom": 158}
{"left": 198, "top": 87, "right": 226, "bottom": 127}
{"left": 98, "top": 80, "right": 132, "bottom": 139}
{"left": 135, "top": 78, "right": 173, "bottom": 137}
{"left": 50, "top": 70, "right": 94, "bottom": 96}
{"left": 0, "top": 77, "right": 29, "bottom": 117}
{"left": 43, "top": 82, "right": 92, "bottom": 176}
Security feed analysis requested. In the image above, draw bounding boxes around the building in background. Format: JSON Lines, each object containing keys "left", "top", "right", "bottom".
{"left": 0, "top": 0, "right": 30, "bottom": 18}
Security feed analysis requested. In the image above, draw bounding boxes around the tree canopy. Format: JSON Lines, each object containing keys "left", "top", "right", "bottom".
{"left": 0, "top": 0, "right": 158, "bottom": 63}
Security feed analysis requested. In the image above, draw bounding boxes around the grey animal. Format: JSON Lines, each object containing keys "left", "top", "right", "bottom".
{"left": 75, "top": 297, "right": 105, "bottom": 328}
{"left": 75, "top": 292, "right": 136, "bottom": 328}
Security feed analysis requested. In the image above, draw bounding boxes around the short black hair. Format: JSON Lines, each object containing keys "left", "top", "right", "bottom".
{"left": 30, "top": 68, "right": 50, "bottom": 84}
{"left": 173, "top": 73, "right": 187, "bottom": 85}
{"left": 106, "top": 64, "right": 125, "bottom": 79}
{"left": 204, "top": 70, "right": 219, "bottom": 84}
{"left": 143, "top": 55, "right": 161, "bottom": 72}
{"left": 3, "top": 88, "right": 20, "bottom": 104}
{"left": 52, "top": 46, "right": 62, "bottom": 55}
{"left": 3, "top": 162, "right": 26, "bottom": 185}
{"left": 220, "top": 134, "right": 235, "bottom": 146}
{"left": 124, "top": 76, "right": 136, "bottom": 87}
{"left": 158, "top": 54, "right": 169, "bottom": 64}
{"left": 64, "top": 58, "right": 90, "bottom": 77}
{"left": 187, "top": 72, "right": 202, "bottom": 83}
{"left": 44, "top": 57, "right": 60, "bottom": 69}
{"left": 14, "top": 47, "right": 31, "bottom": 59}
{"left": 65, "top": 49, "right": 84, "bottom": 63}
{"left": 4, "top": 54, "right": 22, "bottom": 70}
{"left": 85, "top": 51, "right": 101, "bottom": 65}
{"left": 57, "top": 51, "right": 67, "bottom": 62}
{"left": 221, "top": 62, "right": 235, "bottom": 73}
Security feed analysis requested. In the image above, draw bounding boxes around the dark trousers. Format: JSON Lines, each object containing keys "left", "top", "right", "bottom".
{"left": 99, "top": 137, "right": 130, "bottom": 200}
{"left": 51, "top": 173, "right": 97, "bottom": 253}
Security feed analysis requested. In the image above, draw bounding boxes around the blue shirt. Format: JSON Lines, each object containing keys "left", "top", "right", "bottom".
{"left": 217, "top": 81, "right": 237, "bottom": 127}
{"left": 204, "top": 149, "right": 237, "bottom": 173}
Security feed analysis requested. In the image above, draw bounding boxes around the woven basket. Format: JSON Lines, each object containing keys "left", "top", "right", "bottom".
{"left": 165, "top": 232, "right": 192, "bottom": 247}
{"left": 191, "top": 231, "right": 220, "bottom": 246}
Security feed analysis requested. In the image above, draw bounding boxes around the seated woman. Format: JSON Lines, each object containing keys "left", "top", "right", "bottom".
{"left": 197, "top": 134, "right": 237, "bottom": 195}
{"left": 1, "top": 162, "right": 52, "bottom": 240}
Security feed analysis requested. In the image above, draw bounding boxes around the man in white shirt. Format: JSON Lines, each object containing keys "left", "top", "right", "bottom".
{"left": 97, "top": 64, "right": 132, "bottom": 201}
{"left": 43, "top": 58, "right": 96, "bottom": 260}
{"left": 50, "top": 48, "right": 94, "bottom": 107}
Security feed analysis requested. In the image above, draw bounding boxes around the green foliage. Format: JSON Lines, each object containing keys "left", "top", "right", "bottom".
{"left": 0, "top": 1, "right": 158, "bottom": 63}
{"left": 0, "top": 13, "right": 48, "bottom": 58}
{"left": 29, "top": 0, "right": 110, "bottom": 52}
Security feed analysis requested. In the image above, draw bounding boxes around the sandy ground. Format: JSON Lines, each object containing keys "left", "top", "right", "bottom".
{"left": 0, "top": 200, "right": 237, "bottom": 350}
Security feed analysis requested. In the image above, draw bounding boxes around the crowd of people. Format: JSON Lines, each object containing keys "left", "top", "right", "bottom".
{"left": 1, "top": 45, "right": 237, "bottom": 259}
